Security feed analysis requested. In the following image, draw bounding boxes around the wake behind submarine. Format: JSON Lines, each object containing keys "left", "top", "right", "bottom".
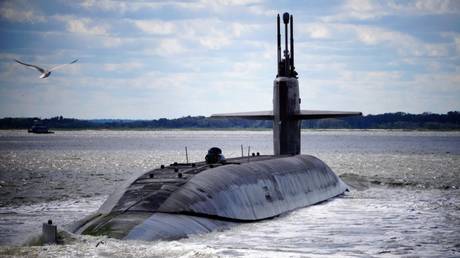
{"left": 70, "top": 12, "right": 361, "bottom": 241}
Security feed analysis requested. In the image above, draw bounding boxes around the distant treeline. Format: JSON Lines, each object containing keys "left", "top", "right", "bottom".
{"left": 1, "top": 111, "right": 459, "bottom": 130}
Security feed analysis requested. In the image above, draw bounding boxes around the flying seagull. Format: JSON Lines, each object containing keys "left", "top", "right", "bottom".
{"left": 15, "top": 59, "right": 79, "bottom": 79}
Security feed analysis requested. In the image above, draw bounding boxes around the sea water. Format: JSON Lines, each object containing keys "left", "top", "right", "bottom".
{"left": 0, "top": 130, "right": 459, "bottom": 257}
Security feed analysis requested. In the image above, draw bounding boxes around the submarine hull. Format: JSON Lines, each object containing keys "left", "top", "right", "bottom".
{"left": 72, "top": 155, "right": 348, "bottom": 241}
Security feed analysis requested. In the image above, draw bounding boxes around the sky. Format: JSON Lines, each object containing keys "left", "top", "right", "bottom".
{"left": 0, "top": 0, "right": 459, "bottom": 119}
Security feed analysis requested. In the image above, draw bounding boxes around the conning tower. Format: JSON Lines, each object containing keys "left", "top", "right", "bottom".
{"left": 212, "top": 12, "right": 361, "bottom": 155}
{"left": 274, "top": 12, "right": 300, "bottom": 155}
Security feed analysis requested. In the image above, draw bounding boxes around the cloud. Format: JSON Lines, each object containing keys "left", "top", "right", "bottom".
{"left": 413, "top": 73, "right": 460, "bottom": 92}
{"left": 173, "top": 0, "right": 264, "bottom": 10}
{"left": 80, "top": 0, "right": 163, "bottom": 13}
{"left": 302, "top": 23, "right": 331, "bottom": 39}
{"left": 351, "top": 25, "right": 449, "bottom": 57}
{"left": 155, "top": 39, "right": 187, "bottom": 56}
{"left": 190, "top": 20, "right": 260, "bottom": 49}
{"left": 389, "top": 0, "right": 460, "bottom": 15}
{"left": 133, "top": 18, "right": 260, "bottom": 50}
{"left": 133, "top": 20, "right": 176, "bottom": 35}
{"left": 68, "top": 19, "right": 108, "bottom": 35}
{"left": 231, "top": 22, "right": 260, "bottom": 37}
{"left": 101, "top": 36, "right": 125, "bottom": 48}
{"left": 300, "top": 22, "right": 450, "bottom": 57}
{"left": 323, "top": 0, "right": 460, "bottom": 22}
{"left": 321, "top": 0, "right": 389, "bottom": 21}
{"left": 55, "top": 16, "right": 110, "bottom": 36}
{"left": 455, "top": 36, "right": 460, "bottom": 54}
{"left": 79, "top": 0, "right": 276, "bottom": 21}
{"left": 80, "top": 0, "right": 268, "bottom": 15}
{"left": 51, "top": 15, "right": 128, "bottom": 48}
{"left": 340, "top": 0, "right": 388, "bottom": 20}
{"left": 442, "top": 32, "right": 460, "bottom": 54}
{"left": 0, "top": 1, "right": 46, "bottom": 23}
{"left": 246, "top": 4, "right": 276, "bottom": 16}
{"left": 203, "top": 0, "right": 263, "bottom": 6}
{"left": 295, "top": 67, "right": 459, "bottom": 114}
{"left": 199, "top": 34, "right": 232, "bottom": 49}
{"left": 103, "top": 62, "right": 144, "bottom": 72}
{"left": 196, "top": 0, "right": 264, "bottom": 11}
{"left": 81, "top": 0, "right": 128, "bottom": 12}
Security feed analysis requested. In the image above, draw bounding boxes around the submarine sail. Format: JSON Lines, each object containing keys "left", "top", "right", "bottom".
{"left": 211, "top": 12, "right": 361, "bottom": 155}
{"left": 70, "top": 12, "right": 361, "bottom": 241}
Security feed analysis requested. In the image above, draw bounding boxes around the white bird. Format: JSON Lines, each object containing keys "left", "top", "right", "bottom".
{"left": 15, "top": 59, "right": 79, "bottom": 79}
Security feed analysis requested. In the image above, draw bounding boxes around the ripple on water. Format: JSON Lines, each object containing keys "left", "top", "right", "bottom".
{"left": 0, "top": 130, "right": 459, "bottom": 257}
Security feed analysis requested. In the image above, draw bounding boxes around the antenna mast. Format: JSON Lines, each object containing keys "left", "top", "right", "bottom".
{"left": 277, "top": 14, "right": 281, "bottom": 77}
{"left": 276, "top": 12, "right": 297, "bottom": 78}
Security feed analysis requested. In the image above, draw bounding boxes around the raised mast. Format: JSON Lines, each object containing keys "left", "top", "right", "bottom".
{"left": 283, "top": 13, "right": 289, "bottom": 76}
{"left": 277, "top": 14, "right": 281, "bottom": 76}
{"left": 277, "top": 12, "right": 297, "bottom": 78}
{"left": 290, "top": 15, "right": 295, "bottom": 76}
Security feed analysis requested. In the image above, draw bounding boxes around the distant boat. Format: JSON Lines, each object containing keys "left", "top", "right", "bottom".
{"left": 28, "top": 123, "right": 54, "bottom": 134}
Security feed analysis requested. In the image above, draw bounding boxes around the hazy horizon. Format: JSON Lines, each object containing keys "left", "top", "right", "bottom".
{"left": 0, "top": 110, "right": 458, "bottom": 121}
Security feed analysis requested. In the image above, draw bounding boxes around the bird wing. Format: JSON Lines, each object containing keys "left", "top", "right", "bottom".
{"left": 50, "top": 59, "right": 79, "bottom": 71}
{"left": 14, "top": 59, "right": 46, "bottom": 74}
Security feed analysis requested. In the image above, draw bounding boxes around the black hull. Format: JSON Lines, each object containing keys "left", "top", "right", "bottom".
{"left": 71, "top": 155, "right": 348, "bottom": 241}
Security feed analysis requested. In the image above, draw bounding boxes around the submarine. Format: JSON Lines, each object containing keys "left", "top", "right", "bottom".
{"left": 70, "top": 12, "right": 361, "bottom": 241}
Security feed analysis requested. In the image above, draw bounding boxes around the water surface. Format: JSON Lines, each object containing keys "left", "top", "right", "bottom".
{"left": 0, "top": 130, "right": 459, "bottom": 257}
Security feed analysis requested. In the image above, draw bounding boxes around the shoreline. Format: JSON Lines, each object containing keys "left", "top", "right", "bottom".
{"left": 1, "top": 128, "right": 460, "bottom": 132}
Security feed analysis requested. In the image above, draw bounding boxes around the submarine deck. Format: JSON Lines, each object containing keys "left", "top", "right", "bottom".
{"left": 101, "top": 154, "right": 290, "bottom": 214}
